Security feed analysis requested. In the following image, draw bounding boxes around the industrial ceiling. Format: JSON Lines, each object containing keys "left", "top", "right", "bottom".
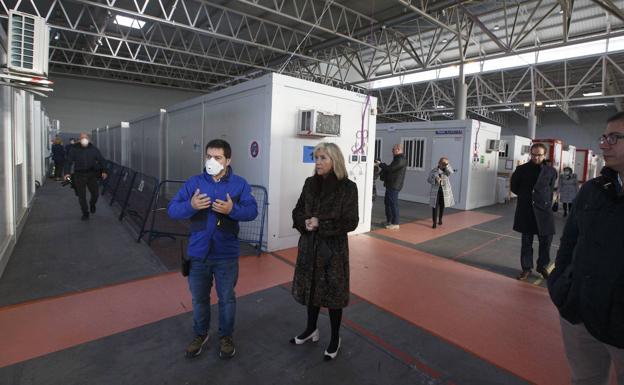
{"left": 1, "top": 0, "right": 623, "bottom": 123}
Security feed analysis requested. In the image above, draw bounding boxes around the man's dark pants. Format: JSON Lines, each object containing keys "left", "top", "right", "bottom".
{"left": 384, "top": 188, "right": 400, "bottom": 225}
{"left": 73, "top": 171, "right": 99, "bottom": 214}
{"left": 521, "top": 233, "right": 553, "bottom": 271}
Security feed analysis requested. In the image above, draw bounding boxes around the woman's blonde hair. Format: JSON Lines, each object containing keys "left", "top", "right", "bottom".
{"left": 313, "top": 142, "right": 347, "bottom": 180}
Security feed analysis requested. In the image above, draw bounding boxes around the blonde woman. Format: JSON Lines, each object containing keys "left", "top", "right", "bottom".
{"left": 427, "top": 157, "right": 455, "bottom": 228}
{"left": 290, "top": 142, "right": 359, "bottom": 361}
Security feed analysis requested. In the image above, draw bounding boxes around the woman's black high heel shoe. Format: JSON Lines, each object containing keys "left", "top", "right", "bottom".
{"left": 323, "top": 338, "right": 341, "bottom": 360}
{"left": 290, "top": 329, "right": 319, "bottom": 345}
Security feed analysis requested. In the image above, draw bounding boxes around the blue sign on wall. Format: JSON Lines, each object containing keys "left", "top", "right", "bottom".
{"left": 303, "top": 146, "right": 315, "bottom": 163}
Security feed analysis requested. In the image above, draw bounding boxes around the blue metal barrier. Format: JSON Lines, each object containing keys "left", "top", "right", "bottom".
{"left": 144, "top": 181, "right": 268, "bottom": 255}
{"left": 240, "top": 185, "right": 268, "bottom": 255}
{"left": 145, "top": 180, "right": 190, "bottom": 243}
{"left": 110, "top": 167, "right": 137, "bottom": 207}
{"left": 119, "top": 173, "right": 160, "bottom": 242}
{"left": 102, "top": 162, "right": 123, "bottom": 196}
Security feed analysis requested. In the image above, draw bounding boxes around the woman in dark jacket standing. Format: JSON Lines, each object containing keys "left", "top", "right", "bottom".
{"left": 290, "top": 142, "right": 359, "bottom": 361}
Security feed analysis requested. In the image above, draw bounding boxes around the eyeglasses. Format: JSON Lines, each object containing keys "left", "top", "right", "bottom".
{"left": 530, "top": 152, "right": 545, "bottom": 157}
{"left": 599, "top": 132, "right": 624, "bottom": 145}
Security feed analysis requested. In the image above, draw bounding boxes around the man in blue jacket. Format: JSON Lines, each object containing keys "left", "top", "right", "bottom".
{"left": 168, "top": 139, "right": 258, "bottom": 360}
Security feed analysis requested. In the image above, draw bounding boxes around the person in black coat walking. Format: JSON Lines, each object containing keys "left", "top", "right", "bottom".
{"left": 548, "top": 112, "right": 624, "bottom": 385}
{"left": 64, "top": 133, "right": 108, "bottom": 220}
{"left": 510, "top": 143, "right": 557, "bottom": 281}
{"left": 378, "top": 144, "right": 407, "bottom": 229}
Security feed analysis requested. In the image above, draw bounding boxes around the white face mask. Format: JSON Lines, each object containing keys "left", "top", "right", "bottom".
{"left": 80, "top": 138, "right": 89, "bottom": 147}
{"left": 205, "top": 157, "right": 224, "bottom": 176}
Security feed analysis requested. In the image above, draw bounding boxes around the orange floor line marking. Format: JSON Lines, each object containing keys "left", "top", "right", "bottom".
{"left": 373, "top": 211, "right": 501, "bottom": 245}
{"left": 0, "top": 254, "right": 294, "bottom": 368}
{"left": 342, "top": 234, "right": 569, "bottom": 385}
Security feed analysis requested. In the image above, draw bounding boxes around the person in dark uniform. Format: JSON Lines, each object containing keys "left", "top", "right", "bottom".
{"left": 64, "top": 138, "right": 75, "bottom": 156}
{"left": 510, "top": 143, "right": 558, "bottom": 281}
{"left": 51, "top": 137, "right": 65, "bottom": 181}
{"left": 64, "top": 132, "right": 108, "bottom": 220}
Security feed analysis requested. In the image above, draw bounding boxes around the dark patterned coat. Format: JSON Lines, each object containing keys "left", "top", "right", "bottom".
{"left": 511, "top": 161, "right": 558, "bottom": 235}
{"left": 291, "top": 173, "right": 359, "bottom": 309}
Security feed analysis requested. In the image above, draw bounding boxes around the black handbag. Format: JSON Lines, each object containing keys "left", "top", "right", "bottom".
{"left": 552, "top": 200, "right": 559, "bottom": 212}
{"left": 180, "top": 239, "right": 190, "bottom": 277}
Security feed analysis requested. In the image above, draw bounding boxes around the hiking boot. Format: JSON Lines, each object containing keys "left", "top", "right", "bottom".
{"left": 185, "top": 334, "right": 209, "bottom": 358}
{"left": 516, "top": 270, "right": 531, "bottom": 281}
{"left": 219, "top": 336, "right": 236, "bottom": 359}
{"left": 536, "top": 266, "right": 550, "bottom": 280}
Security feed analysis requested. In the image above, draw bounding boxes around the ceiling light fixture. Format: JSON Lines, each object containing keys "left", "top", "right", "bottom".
{"left": 493, "top": 25, "right": 500, "bottom": 31}
{"left": 582, "top": 91, "right": 603, "bottom": 97}
{"left": 114, "top": 15, "right": 146, "bottom": 29}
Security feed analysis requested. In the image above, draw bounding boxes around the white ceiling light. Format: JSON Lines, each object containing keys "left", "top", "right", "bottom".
{"left": 114, "top": 15, "right": 146, "bottom": 29}
{"left": 545, "top": 104, "right": 557, "bottom": 107}
{"left": 370, "top": 36, "right": 624, "bottom": 90}
{"left": 536, "top": 101, "right": 543, "bottom": 106}
{"left": 435, "top": 105, "right": 446, "bottom": 109}
{"left": 523, "top": 102, "right": 530, "bottom": 107}
{"left": 493, "top": 25, "right": 500, "bottom": 31}
{"left": 582, "top": 91, "right": 603, "bottom": 97}
{"left": 577, "top": 103, "right": 607, "bottom": 107}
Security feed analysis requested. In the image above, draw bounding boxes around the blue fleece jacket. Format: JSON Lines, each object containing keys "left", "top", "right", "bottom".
{"left": 167, "top": 167, "right": 258, "bottom": 260}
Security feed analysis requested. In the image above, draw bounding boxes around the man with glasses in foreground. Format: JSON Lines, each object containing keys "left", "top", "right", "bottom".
{"left": 511, "top": 142, "right": 558, "bottom": 281}
{"left": 548, "top": 112, "right": 624, "bottom": 384}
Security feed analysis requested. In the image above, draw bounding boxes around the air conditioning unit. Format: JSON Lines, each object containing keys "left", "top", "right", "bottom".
{"left": 298, "top": 109, "right": 341, "bottom": 137}
{"left": 7, "top": 11, "right": 49, "bottom": 76}
{"left": 486, "top": 139, "right": 503, "bottom": 153}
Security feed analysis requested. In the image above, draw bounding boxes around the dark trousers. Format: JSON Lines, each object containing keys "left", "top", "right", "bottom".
{"left": 563, "top": 202, "right": 572, "bottom": 216}
{"left": 73, "top": 171, "right": 99, "bottom": 214}
{"left": 432, "top": 187, "right": 445, "bottom": 224}
{"left": 521, "top": 233, "right": 553, "bottom": 271}
{"left": 53, "top": 161, "right": 64, "bottom": 178}
{"left": 384, "top": 188, "right": 400, "bottom": 225}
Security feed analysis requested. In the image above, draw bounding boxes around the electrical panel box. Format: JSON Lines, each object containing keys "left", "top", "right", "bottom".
{"left": 7, "top": 11, "right": 49, "bottom": 76}
{"left": 486, "top": 139, "right": 503, "bottom": 153}
{"left": 298, "top": 109, "right": 341, "bottom": 137}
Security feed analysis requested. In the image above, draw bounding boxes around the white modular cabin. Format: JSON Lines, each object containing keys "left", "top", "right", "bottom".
{"left": 498, "top": 135, "right": 532, "bottom": 175}
{"left": 94, "top": 73, "right": 377, "bottom": 252}
{"left": 561, "top": 144, "right": 577, "bottom": 173}
{"left": 575, "top": 148, "right": 597, "bottom": 183}
{"left": 376, "top": 120, "right": 501, "bottom": 210}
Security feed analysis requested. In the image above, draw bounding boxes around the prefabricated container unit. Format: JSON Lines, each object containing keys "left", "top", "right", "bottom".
{"left": 596, "top": 154, "right": 605, "bottom": 174}
{"left": 98, "top": 73, "right": 376, "bottom": 252}
{"left": 576, "top": 148, "right": 598, "bottom": 183}
{"left": 376, "top": 120, "right": 501, "bottom": 210}
{"left": 498, "top": 135, "right": 531, "bottom": 175}
{"left": 532, "top": 138, "right": 564, "bottom": 174}
{"left": 561, "top": 144, "right": 577, "bottom": 173}
{"left": 0, "top": 25, "right": 53, "bottom": 278}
